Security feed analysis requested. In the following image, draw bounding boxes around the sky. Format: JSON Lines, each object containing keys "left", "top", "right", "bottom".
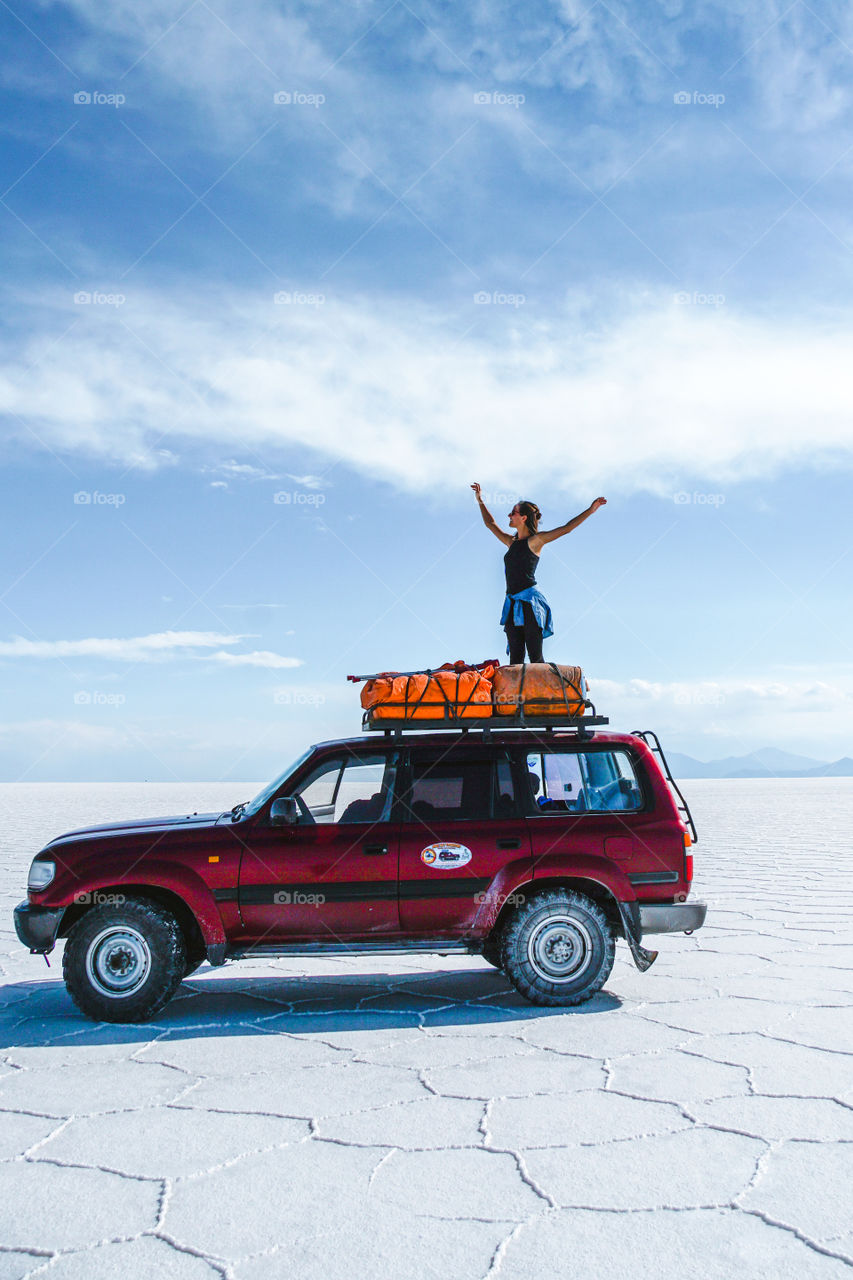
{"left": 1, "top": 0, "right": 852, "bottom": 782}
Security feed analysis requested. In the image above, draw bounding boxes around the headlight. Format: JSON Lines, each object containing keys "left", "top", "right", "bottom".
{"left": 28, "top": 859, "right": 55, "bottom": 891}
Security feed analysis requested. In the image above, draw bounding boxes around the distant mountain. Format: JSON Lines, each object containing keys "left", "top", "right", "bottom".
{"left": 667, "top": 748, "right": 853, "bottom": 780}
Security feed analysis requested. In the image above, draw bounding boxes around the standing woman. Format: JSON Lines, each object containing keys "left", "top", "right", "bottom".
{"left": 471, "top": 484, "right": 607, "bottom": 663}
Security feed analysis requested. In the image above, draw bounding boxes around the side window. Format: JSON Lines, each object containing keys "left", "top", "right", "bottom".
{"left": 292, "top": 754, "right": 397, "bottom": 824}
{"left": 580, "top": 751, "right": 643, "bottom": 811}
{"left": 333, "top": 756, "right": 397, "bottom": 824}
{"left": 526, "top": 752, "right": 583, "bottom": 813}
{"left": 295, "top": 758, "right": 343, "bottom": 823}
{"left": 527, "top": 751, "right": 643, "bottom": 813}
{"left": 404, "top": 756, "right": 496, "bottom": 822}
{"left": 495, "top": 755, "right": 516, "bottom": 818}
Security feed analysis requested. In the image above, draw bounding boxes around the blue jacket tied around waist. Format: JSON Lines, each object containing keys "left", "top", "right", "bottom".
{"left": 499, "top": 587, "right": 554, "bottom": 656}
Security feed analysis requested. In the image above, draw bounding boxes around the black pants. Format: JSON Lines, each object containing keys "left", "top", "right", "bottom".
{"left": 504, "top": 600, "right": 544, "bottom": 664}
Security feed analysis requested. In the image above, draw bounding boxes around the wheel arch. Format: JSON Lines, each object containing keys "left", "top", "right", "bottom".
{"left": 489, "top": 875, "right": 625, "bottom": 944}
{"left": 58, "top": 883, "right": 208, "bottom": 961}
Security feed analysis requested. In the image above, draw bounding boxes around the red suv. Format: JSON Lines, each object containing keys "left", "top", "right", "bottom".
{"left": 14, "top": 725, "right": 706, "bottom": 1022}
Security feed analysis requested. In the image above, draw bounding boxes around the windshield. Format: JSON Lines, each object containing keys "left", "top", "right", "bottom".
{"left": 242, "top": 747, "right": 315, "bottom": 817}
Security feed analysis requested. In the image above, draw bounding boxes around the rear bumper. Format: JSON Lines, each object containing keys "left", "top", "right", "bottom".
{"left": 639, "top": 901, "right": 707, "bottom": 935}
{"left": 14, "top": 901, "right": 65, "bottom": 954}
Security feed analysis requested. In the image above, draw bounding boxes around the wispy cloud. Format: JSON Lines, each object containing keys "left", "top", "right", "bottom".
{"left": 0, "top": 629, "right": 299, "bottom": 666}
{"left": 4, "top": 289, "right": 853, "bottom": 497}
{"left": 206, "top": 649, "right": 302, "bottom": 669}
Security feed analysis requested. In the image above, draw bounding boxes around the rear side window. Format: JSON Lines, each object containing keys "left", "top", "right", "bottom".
{"left": 527, "top": 750, "right": 644, "bottom": 813}
{"left": 403, "top": 753, "right": 516, "bottom": 822}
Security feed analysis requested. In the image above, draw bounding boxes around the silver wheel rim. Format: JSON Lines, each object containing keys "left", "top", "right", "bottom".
{"left": 527, "top": 915, "right": 594, "bottom": 984}
{"left": 85, "top": 926, "right": 151, "bottom": 998}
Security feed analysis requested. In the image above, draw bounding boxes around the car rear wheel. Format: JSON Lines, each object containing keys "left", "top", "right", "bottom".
{"left": 501, "top": 889, "right": 614, "bottom": 1006}
{"left": 63, "top": 896, "right": 187, "bottom": 1023}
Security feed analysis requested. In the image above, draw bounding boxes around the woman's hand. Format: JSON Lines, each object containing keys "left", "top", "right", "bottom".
{"left": 471, "top": 482, "right": 482, "bottom": 502}
{"left": 590, "top": 496, "right": 607, "bottom": 512}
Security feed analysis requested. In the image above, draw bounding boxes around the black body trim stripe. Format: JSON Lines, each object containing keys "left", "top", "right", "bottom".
{"left": 629, "top": 871, "right": 679, "bottom": 885}
{"left": 218, "top": 877, "right": 492, "bottom": 905}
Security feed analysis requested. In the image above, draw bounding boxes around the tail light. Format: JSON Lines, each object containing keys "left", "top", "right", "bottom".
{"left": 683, "top": 830, "right": 693, "bottom": 884}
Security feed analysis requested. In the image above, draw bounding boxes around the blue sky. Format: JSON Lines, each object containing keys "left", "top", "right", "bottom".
{"left": 1, "top": 0, "right": 852, "bottom": 781}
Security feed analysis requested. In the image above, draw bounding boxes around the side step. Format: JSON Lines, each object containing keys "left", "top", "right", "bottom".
{"left": 228, "top": 940, "right": 475, "bottom": 960}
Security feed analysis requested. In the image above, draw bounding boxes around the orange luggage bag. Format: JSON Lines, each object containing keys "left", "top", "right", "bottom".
{"left": 361, "top": 661, "right": 497, "bottom": 720}
{"left": 492, "top": 662, "right": 586, "bottom": 716}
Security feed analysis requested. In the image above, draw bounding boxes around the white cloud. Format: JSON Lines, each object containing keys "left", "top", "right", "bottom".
{"left": 205, "top": 650, "right": 302, "bottom": 669}
{"left": 0, "top": 630, "right": 265, "bottom": 662}
{"left": 4, "top": 290, "right": 853, "bottom": 498}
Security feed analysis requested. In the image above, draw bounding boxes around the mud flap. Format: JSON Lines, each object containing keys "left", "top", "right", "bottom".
{"left": 616, "top": 900, "right": 659, "bottom": 973}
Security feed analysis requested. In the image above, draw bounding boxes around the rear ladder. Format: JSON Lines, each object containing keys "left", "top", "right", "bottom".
{"left": 633, "top": 728, "right": 698, "bottom": 844}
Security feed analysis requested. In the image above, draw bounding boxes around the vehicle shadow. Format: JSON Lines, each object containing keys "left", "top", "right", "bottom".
{"left": 0, "top": 965, "right": 625, "bottom": 1048}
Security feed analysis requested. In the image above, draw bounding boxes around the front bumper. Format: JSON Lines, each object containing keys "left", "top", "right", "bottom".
{"left": 639, "top": 901, "right": 707, "bottom": 935}
{"left": 14, "top": 901, "right": 65, "bottom": 954}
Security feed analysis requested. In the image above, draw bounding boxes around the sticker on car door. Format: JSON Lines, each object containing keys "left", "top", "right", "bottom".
{"left": 420, "top": 842, "right": 472, "bottom": 869}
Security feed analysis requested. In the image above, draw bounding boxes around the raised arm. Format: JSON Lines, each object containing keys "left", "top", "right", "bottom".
{"left": 531, "top": 497, "right": 607, "bottom": 548}
{"left": 471, "top": 482, "right": 513, "bottom": 547}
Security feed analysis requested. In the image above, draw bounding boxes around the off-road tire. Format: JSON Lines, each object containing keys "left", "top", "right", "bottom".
{"left": 500, "top": 889, "right": 614, "bottom": 1006}
{"left": 63, "top": 896, "right": 187, "bottom": 1023}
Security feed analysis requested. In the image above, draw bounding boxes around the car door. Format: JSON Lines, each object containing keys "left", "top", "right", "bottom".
{"left": 396, "top": 745, "right": 532, "bottom": 937}
{"left": 236, "top": 749, "right": 402, "bottom": 944}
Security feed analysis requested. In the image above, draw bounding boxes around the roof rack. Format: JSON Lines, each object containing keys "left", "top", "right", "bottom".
{"left": 361, "top": 710, "right": 609, "bottom": 738}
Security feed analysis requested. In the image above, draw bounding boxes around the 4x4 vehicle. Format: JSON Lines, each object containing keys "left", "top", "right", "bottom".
{"left": 14, "top": 723, "right": 706, "bottom": 1022}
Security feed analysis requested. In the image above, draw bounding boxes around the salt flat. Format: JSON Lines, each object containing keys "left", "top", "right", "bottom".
{"left": 0, "top": 778, "right": 852, "bottom": 1278}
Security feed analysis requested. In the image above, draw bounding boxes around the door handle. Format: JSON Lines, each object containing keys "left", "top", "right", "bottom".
{"left": 497, "top": 837, "right": 521, "bottom": 849}
{"left": 363, "top": 843, "right": 388, "bottom": 855}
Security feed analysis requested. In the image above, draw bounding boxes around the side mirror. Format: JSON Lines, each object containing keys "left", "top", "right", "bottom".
{"left": 269, "top": 796, "right": 299, "bottom": 827}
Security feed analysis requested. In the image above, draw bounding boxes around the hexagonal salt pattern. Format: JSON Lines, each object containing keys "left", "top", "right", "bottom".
{"left": 1, "top": 777, "right": 852, "bottom": 1278}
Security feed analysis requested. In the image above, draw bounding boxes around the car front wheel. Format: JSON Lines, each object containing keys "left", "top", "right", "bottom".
{"left": 501, "top": 889, "right": 614, "bottom": 1006}
{"left": 63, "top": 896, "right": 187, "bottom": 1023}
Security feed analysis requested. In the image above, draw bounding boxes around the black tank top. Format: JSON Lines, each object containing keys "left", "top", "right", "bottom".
{"left": 504, "top": 537, "right": 539, "bottom": 593}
